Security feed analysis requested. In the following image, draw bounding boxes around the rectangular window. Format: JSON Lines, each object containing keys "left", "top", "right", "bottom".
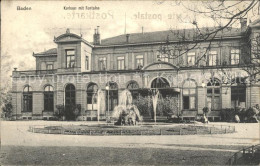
{"left": 136, "top": 55, "right": 144, "bottom": 68}
{"left": 183, "top": 96, "right": 190, "bottom": 109}
{"left": 208, "top": 51, "right": 217, "bottom": 66}
{"left": 207, "top": 96, "right": 212, "bottom": 110}
{"left": 160, "top": 54, "right": 169, "bottom": 62}
{"left": 23, "top": 93, "right": 32, "bottom": 112}
{"left": 231, "top": 49, "right": 240, "bottom": 65}
{"left": 231, "top": 86, "right": 246, "bottom": 108}
{"left": 187, "top": 52, "right": 196, "bottom": 66}
{"left": 157, "top": 51, "right": 169, "bottom": 62}
{"left": 87, "top": 94, "right": 93, "bottom": 104}
{"left": 190, "top": 96, "right": 196, "bottom": 109}
{"left": 66, "top": 50, "right": 75, "bottom": 68}
{"left": 214, "top": 96, "right": 220, "bottom": 110}
{"left": 183, "top": 89, "right": 196, "bottom": 110}
{"left": 85, "top": 56, "right": 89, "bottom": 70}
{"left": 207, "top": 87, "right": 221, "bottom": 110}
{"left": 46, "top": 64, "right": 53, "bottom": 70}
{"left": 117, "top": 56, "right": 125, "bottom": 70}
{"left": 99, "top": 57, "right": 107, "bottom": 70}
{"left": 44, "top": 93, "right": 54, "bottom": 112}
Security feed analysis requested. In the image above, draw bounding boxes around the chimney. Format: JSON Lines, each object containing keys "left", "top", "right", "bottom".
{"left": 93, "top": 26, "right": 101, "bottom": 45}
{"left": 126, "top": 34, "right": 130, "bottom": 43}
{"left": 93, "top": 29, "right": 96, "bottom": 44}
{"left": 97, "top": 26, "right": 100, "bottom": 34}
{"left": 240, "top": 18, "right": 247, "bottom": 31}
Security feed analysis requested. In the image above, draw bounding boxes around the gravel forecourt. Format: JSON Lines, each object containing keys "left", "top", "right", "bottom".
{"left": 0, "top": 121, "right": 259, "bottom": 165}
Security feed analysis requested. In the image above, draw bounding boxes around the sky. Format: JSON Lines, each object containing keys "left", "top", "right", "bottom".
{"left": 1, "top": 0, "right": 259, "bottom": 88}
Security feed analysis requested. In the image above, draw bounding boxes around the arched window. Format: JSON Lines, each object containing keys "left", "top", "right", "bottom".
{"left": 23, "top": 85, "right": 33, "bottom": 112}
{"left": 127, "top": 81, "right": 139, "bottom": 99}
{"left": 151, "top": 77, "right": 170, "bottom": 89}
{"left": 183, "top": 79, "right": 196, "bottom": 110}
{"left": 106, "top": 82, "right": 118, "bottom": 113}
{"left": 87, "top": 83, "right": 98, "bottom": 104}
{"left": 207, "top": 78, "right": 221, "bottom": 110}
{"left": 65, "top": 84, "right": 76, "bottom": 107}
{"left": 108, "top": 82, "right": 118, "bottom": 90}
{"left": 44, "top": 85, "right": 54, "bottom": 112}
{"left": 231, "top": 77, "right": 246, "bottom": 108}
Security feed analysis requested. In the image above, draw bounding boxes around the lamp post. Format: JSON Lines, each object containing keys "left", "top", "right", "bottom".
{"left": 105, "top": 85, "right": 110, "bottom": 119}
{"left": 201, "top": 81, "right": 207, "bottom": 112}
{"left": 201, "top": 82, "right": 206, "bottom": 88}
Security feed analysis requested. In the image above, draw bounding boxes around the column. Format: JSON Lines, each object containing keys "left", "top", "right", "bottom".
{"left": 221, "top": 85, "right": 231, "bottom": 108}
{"left": 197, "top": 87, "right": 206, "bottom": 114}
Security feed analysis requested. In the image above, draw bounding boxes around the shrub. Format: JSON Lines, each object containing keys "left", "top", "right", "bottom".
{"left": 55, "top": 104, "right": 65, "bottom": 120}
{"left": 63, "top": 104, "right": 81, "bottom": 120}
{"left": 73, "top": 104, "right": 81, "bottom": 119}
{"left": 220, "top": 105, "right": 259, "bottom": 123}
{"left": 220, "top": 108, "right": 235, "bottom": 122}
{"left": 157, "top": 96, "right": 179, "bottom": 116}
{"left": 133, "top": 95, "right": 179, "bottom": 119}
{"left": 202, "top": 107, "right": 209, "bottom": 115}
{"left": 246, "top": 107, "right": 259, "bottom": 117}
{"left": 133, "top": 96, "right": 152, "bottom": 116}
{"left": 245, "top": 106, "right": 259, "bottom": 122}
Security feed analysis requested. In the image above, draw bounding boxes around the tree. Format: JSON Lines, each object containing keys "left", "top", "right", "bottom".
{"left": 1, "top": 90, "right": 12, "bottom": 119}
{"left": 156, "top": 1, "right": 260, "bottom": 84}
{"left": 1, "top": 51, "right": 15, "bottom": 120}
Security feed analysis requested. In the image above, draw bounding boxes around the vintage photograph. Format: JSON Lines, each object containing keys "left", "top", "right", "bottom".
{"left": 1, "top": 0, "right": 260, "bottom": 165}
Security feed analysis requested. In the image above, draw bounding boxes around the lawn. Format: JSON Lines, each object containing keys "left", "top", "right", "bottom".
{"left": 0, "top": 145, "right": 235, "bottom": 165}
{"left": 1, "top": 121, "right": 258, "bottom": 165}
{"left": 31, "top": 124, "right": 234, "bottom": 136}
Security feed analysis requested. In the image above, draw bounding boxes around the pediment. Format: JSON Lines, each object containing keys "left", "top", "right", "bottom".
{"left": 54, "top": 32, "right": 82, "bottom": 43}
{"left": 143, "top": 61, "right": 178, "bottom": 71}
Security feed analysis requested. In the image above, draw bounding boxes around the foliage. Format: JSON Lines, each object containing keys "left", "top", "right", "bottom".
{"left": 73, "top": 104, "right": 81, "bottom": 119}
{"left": 202, "top": 107, "right": 209, "bottom": 115}
{"left": 246, "top": 107, "right": 259, "bottom": 117}
{"left": 221, "top": 105, "right": 260, "bottom": 122}
{"left": 157, "top": 96, "right": 179, "bottom": 116}
{"left": 133, "top": 96, "right": 152, "bottom": 116}
{"left": 133, "top": 95, "right": 179, "bottom": 118}
{"left": 63, "top": 104, "right": 81, "bottom": 121}
{"left": 1, "top": 90, "right": 13, "bottom": 119}
{"left": 54, "top": 104, "right": 65, "bottom": 120}
{"left": 220, "top": 108, "right": 236, "bottom": 122}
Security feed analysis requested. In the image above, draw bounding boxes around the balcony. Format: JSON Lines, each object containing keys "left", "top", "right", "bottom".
{"left": 13, "top": 69, "right": 57, "bottom": 77}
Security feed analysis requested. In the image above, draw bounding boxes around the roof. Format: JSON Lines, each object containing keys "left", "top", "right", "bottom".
{"left": 34, "top": 48, "right": 57, "bottom": 56}
{"left": 33, "top": 26, "right": 246, "bottom": 57}
{"left": 100, "top": 27, "right": 243, "bottom": 46}
{"left": 249, "top": 18, "right": 260, "bottom": 28}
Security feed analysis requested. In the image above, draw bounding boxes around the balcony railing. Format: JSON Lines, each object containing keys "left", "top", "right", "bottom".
{"left": 14, "top": 69, "right": 57, "bottom": 76}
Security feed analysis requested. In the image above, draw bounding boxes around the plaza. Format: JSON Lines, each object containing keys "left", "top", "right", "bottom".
{"left": 0, "top": 121, "right": 259, "bottom": 165}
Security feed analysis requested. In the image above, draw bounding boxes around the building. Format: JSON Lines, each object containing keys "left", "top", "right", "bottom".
{"left": 11, "top": 19, "right": 260, "bottom": 121}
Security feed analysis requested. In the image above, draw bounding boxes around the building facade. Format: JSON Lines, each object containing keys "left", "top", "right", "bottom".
{"left": 12, "top": 19, "right": 260, "bottom": 121}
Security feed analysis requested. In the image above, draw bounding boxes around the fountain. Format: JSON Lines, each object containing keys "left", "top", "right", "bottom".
{"left": 112, "top": 89, "right": 142, "bottom": 125}
{"left": 96, "top": 89, "right": 106, "bottom": 122}
{"left": 152, "top": 91, "right": 160, "bottom": 123}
